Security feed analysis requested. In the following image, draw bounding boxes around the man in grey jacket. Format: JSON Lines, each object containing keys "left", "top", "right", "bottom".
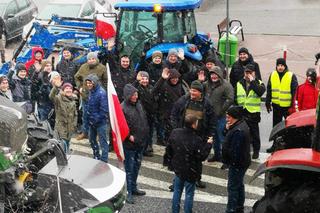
{"left": 203, "top": 66, "right": 234, "bottom": 162}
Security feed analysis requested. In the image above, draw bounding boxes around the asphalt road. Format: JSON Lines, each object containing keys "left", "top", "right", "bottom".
{"left": 71, "top": 139, "right": 267, "bottom": 213}
{"left": 3, "top": 0, "right": 320, "bottom": 212}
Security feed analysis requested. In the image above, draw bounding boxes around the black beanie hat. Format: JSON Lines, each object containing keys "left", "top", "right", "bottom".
{"left": 190, "top": 80, "right": 204, "bottom": 93}
{"left": 226, "top": 105, "right": 243, "bottom": 120}
{"left": 16, "top": 63, "right": 26, "bottom": 75}
{"left": 276, "top": 58, "right": 288, "bottom": 71}
{"left": 239, "top": 47, "right": 249, "bottom": 55}
{"left": 168, "top": 69, "right": 181, "bottom": 79}
{"left": 306, "top": 68, "right": 317, "bottom": 83}
{"left": 244, "top": 64, "right": 255, "bottom": 72}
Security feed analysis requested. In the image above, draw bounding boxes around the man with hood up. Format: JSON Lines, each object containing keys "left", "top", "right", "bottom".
{"left": 74, "top": 52, "right": 107, "bottom": 140}
{"left": 229, "top": 47, "right": 262, "bottom": 88}
{"left": 56, "top": 46, "right": 79, "bottom": 86}
{"left": 25, "top": 46, "right": 44, "bottom": 77}
{"left": 266, "top": 58, "right": 298, "bottom": 153}
{"left": 203, "top": 66, "right": 234, "bottom": 162}
{"left": 85, "top": 73, "right": 109, "bottom": 162}
{"left": 0, "top": 75, "right": 12, "bottom": 100}
{"left": 121, "top": 84, "right": 149, "bottom": 204}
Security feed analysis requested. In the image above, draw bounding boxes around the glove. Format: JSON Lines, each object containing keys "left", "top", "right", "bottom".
{"left": 266, "top": 102, "right": 272, "bottom": 113}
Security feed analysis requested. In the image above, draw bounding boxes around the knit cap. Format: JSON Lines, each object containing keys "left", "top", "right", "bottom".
{"left": 190, "top": 80, "right": 203, "bottom": 93}
{"left": 61, "top": 82, "right": 73, "bottom": 91}
{"left": 226, "top": 105, "right": 243, "bottom": 120}
{"left": 152, "top": 51, "right": 163, "bottom": 60}
{"left": 87, "top": 52, "right": 98, "bottom": 61}
{"left": 238, "top": 47, "right": 249, "bottom": 55}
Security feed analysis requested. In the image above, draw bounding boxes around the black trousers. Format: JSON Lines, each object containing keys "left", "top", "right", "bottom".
{"left": 246, "top": 120, "right": 260, "bottom": 152}
{"left": 272, "top": 104, "right": 290, "bottom": 127}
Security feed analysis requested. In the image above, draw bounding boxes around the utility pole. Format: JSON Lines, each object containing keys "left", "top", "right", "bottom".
{"left": 225, "top": 0, "right": 230, "bottom": 80}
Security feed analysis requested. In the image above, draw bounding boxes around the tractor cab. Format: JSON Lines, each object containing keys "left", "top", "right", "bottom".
{"left": 113, "top": 0, "right": 206, "bottom": 65}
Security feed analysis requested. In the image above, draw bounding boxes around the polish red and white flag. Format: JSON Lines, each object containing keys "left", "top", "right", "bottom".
{"left": 107, "top": 63, "right": 129, "bottom": 161}
{"left": 95, "top": 13, "right": 116, "bottom": 40}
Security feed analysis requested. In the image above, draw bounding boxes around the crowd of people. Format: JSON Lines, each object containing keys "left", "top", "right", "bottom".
{"left": 0, "top": 36, "right": 319, "bottom": 212}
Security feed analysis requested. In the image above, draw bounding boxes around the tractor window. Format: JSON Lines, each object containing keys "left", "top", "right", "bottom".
{"left": 162, "top": 11, "right": 184, "bottom": 43}
{"left": 118, "top": 10, "right": 157, "bottom": 64}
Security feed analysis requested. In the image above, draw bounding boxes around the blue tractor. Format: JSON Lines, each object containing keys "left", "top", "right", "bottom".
{"left": 0, "top": 15, "right": 99, "bottom": 75}
{"left": 111, "top": 0, "right": 221, "bottom": 68}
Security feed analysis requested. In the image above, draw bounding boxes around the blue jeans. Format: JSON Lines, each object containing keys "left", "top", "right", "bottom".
{"left": 81, "top": 101, "right": 89, "bottom": 135}
{"left": 213, "top": 116, "right": 226, "bottom": 159}
{"left": 89, "top": 124, "right": 109, "bottom": 162}
{"left": 124, "top": 148, "right": 143, "bottom": 196}
{"left": 38, "top": 103, "right": 53, "bottom": 121}
{"left": 226, "top": 166, "right": 247, "bottom": 213}
{"left": 172, "top": 175, "right": 196, "bottom": 213}
{"left": 62, "top": 139, "right": 70, "bottom": 153}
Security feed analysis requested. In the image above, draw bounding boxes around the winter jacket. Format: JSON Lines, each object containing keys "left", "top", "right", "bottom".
{"left": 74, "top": 61, "right": 107, "bottom": 101}
{"left": 31, "top": 71, "right": 53, "bottom": 105}
{"left": 222, "top": 119, "right": 251, "bottom": 169}
{"left": 166, "top": 127, "right": 212, "bottom": 182}
{"left": 8, "top": 74, "right": 33, "bottom": 113}
{"left": 85, "top": 74, "right": 108, "bottom": 127}
{"left": 49, "top": 86, "right": 77, "bottom": 140}
{"left": 121, "top": 84, "right": 149, "bottom": 150}
{"left": 204, "top": 68, "right": 234, "bottom": 118}
{"left": 266, "top": 70, "right": 298, "bottom": 108}
{"left": 229, "top": 54, "right": 262, "bottom": 88}
{"left": 137, "top": 56, "right": 163, "bottom": 86}
{"left": 170, "top": 94, "right": 216, "bottom": 141}
{"left": 56, "top": 57, "right": 79, "bottom": 86}
{"left": 132, "top": 81, "right": 157, "bottom": 116}
{"left": 25, "top": 47, "right": 44, "bottom": 76}
{"left": 106, "top": 53, "right": 136, "bottom": 102}
{"left": 0, "top": 90, "right": 12, "bottom": 100}
{"left": 163, "top": 59, "right": 191, "bottom": 84}
{"left": 235, "top": 78, "right": 266, "bottom": 123}
{"left": 153, "top": 77, "right": 189, "bottom": 120}
{"left": 295, "top": 80, "right": 318, "bottom": 111}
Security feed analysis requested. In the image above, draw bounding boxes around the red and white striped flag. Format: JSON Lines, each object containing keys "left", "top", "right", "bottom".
{"left": 95, "top": 13, "right": 116, "bottom": 40}
{"left": 107, "top": 63, "right": 129, "bottom": 161}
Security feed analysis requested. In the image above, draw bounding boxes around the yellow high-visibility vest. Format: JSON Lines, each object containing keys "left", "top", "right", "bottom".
{"left": 236, "top": 81, "right": 262, "bottom": 113}
{"left": 270, "top": 71, "right": 293, "bottom": 107}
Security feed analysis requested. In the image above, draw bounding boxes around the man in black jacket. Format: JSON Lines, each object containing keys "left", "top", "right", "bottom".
{"left": 222, "top": 106, "right": 251, "bottom": 213}
{"left": 167, "top": 114, "right": 212, "bottom": 213}
{"left": 121, "top": 84, "right": 149, "bottom": 204}
{"left": 0, "top": 17, "right": 5, "bottom": 63}
{"left": 171, "top": 80, "right": 216, "bottom": 188}
{"left": 235, "top": 64, "right": 266, "bottom": 159}
{"left": 229, "top": 47, "right": 262, "bottom": 88}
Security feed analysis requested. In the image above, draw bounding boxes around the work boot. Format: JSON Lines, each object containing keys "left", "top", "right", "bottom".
{"left": 207, "top": 155, "right": 221, "bottom": 162}
{"left": 126, "top": 194, "right": 134, "bottom": 204}
{"left": 266, "top": 145, "right": 275, "bottom": 153}
{"left": 220, "top": 164, "right": 229, "bottom": 170}
{"left": 76, "top": 133, "right": 88, "bottom": 140}
{"left": 196, "top": 180, "right": 206, "bottom": 188}
{"left": 252, "top": 151, "right": 259, "bottom": 159}
{"left": 156, "top": 139, "right": 166, "bottom": 146}
{"left": 132, "top": 189, "right": 146, "bottom": 196}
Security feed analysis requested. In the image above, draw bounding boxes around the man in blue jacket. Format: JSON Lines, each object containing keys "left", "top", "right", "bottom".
{"left": 85, "top": 74, "right": 109, "bottom": 162}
